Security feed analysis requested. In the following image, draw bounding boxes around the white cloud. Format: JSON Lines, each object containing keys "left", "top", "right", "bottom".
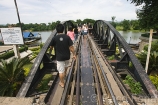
{"left": 0, "top": 0, "right": 138, "bottom": 24}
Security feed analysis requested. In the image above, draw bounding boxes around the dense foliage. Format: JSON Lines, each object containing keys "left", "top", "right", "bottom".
{"left": 124, "top": 75, "right": 142, "bottom": 95}
{"left": 0, "top": 57, "right": 30, "bottom": 96}
{"left": 0, "top": 46, "right": 28, "bottom": 60}
{"left": 136, "top": 40, "right": 158, "bottom": 74}
{"left": 122, "top": 19, "right": 131, "bottom": 31}
{"left": 149, "top": 75, "right": 158, "bottom": 90}
{"left": 0, "top": 19, "right": 95, "bottom": 31}
{"left": 0, "top": 17, "right": 143, "bottom": 32}
{"left": 128, "top": 0, "right": 158, "bottom": 34}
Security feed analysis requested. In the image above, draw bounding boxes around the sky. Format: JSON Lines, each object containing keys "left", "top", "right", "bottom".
{"left": 0, "top": 0, "right": 139, "bottom": 24}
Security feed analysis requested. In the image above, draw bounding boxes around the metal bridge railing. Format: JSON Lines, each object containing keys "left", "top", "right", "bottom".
{"left": 93, "top": 20, "right": 158, "bottom": 98}
{"left": 16, "top": 21, "right": 74, "bottom": 97}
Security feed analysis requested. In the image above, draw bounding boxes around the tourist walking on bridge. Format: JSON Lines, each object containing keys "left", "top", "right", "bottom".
{"left": 50, "top": 24, "right": 76, "bottom": 88}
{"left": 74, "top": 25, "right": 78, "bottom": 42}
{"left": 88, "top": 23, "right": 93, "bottom": 34}
{"left": 67, "top": 26, "right": 75, "bottom": 43}
{"left": 82, "top": 24, "right": 88, "bottom": 38}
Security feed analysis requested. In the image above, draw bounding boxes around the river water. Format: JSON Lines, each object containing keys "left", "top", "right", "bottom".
{"left": 38, "top": 31, "right": 142, "bottom": 44}
{"left": 119, "top": 31, "right": 142, "bottom": 44}
{"left": 0, "top": 31, "right": 142, "bottom": 44}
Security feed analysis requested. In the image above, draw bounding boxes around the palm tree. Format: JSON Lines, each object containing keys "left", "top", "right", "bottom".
{"left": 0, "top": 57, "right": 30, "bottom": 96}
{"left": 111, "top": 16, "right": 116, "bottom": 22}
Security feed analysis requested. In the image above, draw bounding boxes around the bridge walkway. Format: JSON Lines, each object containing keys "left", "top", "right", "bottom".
{"left": 9, "top": 20, "right": 158, "bottom": 105}
{"left": 44, "top": 35, "right": 131, "bottom": 105}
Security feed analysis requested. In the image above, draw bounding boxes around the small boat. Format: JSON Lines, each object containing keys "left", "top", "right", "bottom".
{"left": 23, "top": 32, "right": 41, "bottom": 44}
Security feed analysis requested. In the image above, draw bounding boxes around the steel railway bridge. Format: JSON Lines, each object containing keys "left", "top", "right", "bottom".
{"left": 16, "top": 20, "right": 158, "bottom": 105}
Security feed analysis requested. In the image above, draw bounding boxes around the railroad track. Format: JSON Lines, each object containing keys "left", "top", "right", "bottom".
{"left": 42, "top": 35, "right": 142, "bottom": 105}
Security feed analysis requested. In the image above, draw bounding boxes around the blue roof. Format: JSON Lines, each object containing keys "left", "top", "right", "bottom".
{"left": 23, "top": 32, "right": 38, "bottom": 38}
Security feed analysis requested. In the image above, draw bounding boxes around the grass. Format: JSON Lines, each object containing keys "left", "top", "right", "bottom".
{"left": 116, "top": 26, "right": 147, "bottom": 32}
{"left": 23, "top": 61, "right": 53, "bottom": 92}
{"left": 21, "top": 44, "right": 56, "bottom": 92}
{"left": 116, "top": 26, "right": 123, "bottom": 31}
{"left": 36, "top": 74, "right": 52, "bottom": 92}
{"left": 23, "top": 62, "right": 33, "bottom": 76}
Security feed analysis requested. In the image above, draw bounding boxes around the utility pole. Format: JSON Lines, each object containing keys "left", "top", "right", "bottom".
{"left": 145, "top": 29, "right": 153, "bottom": 73}
{"left": 13, "top": 0, "right": 24, "bottom": 58}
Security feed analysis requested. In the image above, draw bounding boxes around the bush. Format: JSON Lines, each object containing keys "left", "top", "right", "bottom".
{"left": 23, "top": 63, "right": 33, "bottom": 76}
{"left": 36, "top": 74, "right": 52, "bottom": 92}
{"left": 107, "top": 55, "right": 115, "bottom": 60}
{"left": 40, "top": 43, "right": 44, "bottom": 49}
{"left": 0, "top": 46, "right": 28, "bottom": 60}
{"left": 0, "top": 41, "right": 4, "bottom": 45}
{"left": 149, "top": 75, "right": 158, "bottom": 90}
{"left": 136, "top": 40, "right": 158, "bottom": 74}
{"left": 29, "top": 47, "right": 40, "bottom": 51}
{"left": 0, "top": 51, "right": 14, "bottom": 60}
{"left": 141, "top": 33, "right": 158, "bottom": 39}
{"left": 123, "top": 75, "right": 142, "bottom": 95}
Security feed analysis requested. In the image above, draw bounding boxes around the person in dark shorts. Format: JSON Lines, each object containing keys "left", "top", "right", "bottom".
{"left": 50, "top": 24, "right": 76, "bottom": 88}
{"left": 88, "top": 23, "right": 93, "bottom": 34}
{"left": 74, "top": 25, "right": 78, "bottom": 42}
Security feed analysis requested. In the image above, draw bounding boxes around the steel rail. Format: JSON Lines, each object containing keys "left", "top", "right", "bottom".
{"left": 60, "top": 59, "right": 75, "bottom": 105}
{"left": 60, "top": 35, "right": 81, "bottom": 105}
{"left": 88, "top": 36, "right": 114, "bottom": 105}
{"left": 90, "top": 35, "right": 138, "bottom": 105}
{"left": 90, "top": 49, "right": 104, "bottom": 105}
{"left": 88, "top": 36, "right": 119, "bottom": 105}
{"left": 44, "top": 73, "right": 59, "bottom": 104}
{"left": 76, "top": 39, "right": 81, "bottom": 105}
{"left": 98, "top": 46, "right": 138, "bottom": 105}
{"left": 68, "top": 56, "right": 78, "bottom": 105}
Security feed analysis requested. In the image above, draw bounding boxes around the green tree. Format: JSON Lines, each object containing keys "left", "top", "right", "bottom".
{"left": 76, "top": 19, "right": 82, "bottom": 25}
{"left": 82, "top": 18, "right": 95, "bottom": 25}
{"left": 0, "top": 57, "right": 30, "bottom": 96}
{"left": 111, "top": 16, "right": 116, "bottom": 28}
{"left": 111, "top": 16, "right": 116, "bottom": 22}
{"left": 128, "top": 0, "right": 158, "bottom": 34}
{"left": 40, "top": 23, "right": 47, "bottom": 31}
{"left": 130, "top": 20, "right": 140, "bottom": 30}
{"left": 122, "top": 19, "right": 130, "bottom": 31}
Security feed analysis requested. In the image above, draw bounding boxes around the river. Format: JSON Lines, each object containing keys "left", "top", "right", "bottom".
{"left": 0, "top": 31, "right": 142, "bottom": 44}
{"left": 38, "top": 31, "right": 142, "bottom": 44}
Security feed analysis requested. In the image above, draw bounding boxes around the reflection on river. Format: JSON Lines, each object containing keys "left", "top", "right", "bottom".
{"left": 0, "top": 31, "right": 142, "bottom": 44}
{"left": 118, "top": 31, "right": 142, "bottom": 44}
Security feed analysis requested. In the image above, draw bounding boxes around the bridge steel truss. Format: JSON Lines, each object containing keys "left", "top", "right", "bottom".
{"left": 93, "top": 20, "right": 158, "bottom": 98}
{"left": 16, "top": 20, "right": 158, "bottom": 100}
{"left": 16, "top": 21, "right": 74, "bottom": 97}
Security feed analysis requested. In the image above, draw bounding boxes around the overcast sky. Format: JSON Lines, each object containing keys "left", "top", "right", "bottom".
{"left": 0, "top": 0, "right": 139, "bottom": 24}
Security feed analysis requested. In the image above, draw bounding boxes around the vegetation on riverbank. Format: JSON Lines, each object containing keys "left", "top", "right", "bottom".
{"left": 0, "top": 57, "right": 30, "bottom": 96}
{"left": 136, "top": 40, "right": 158, "bottom": 90}
{"left": 0, "top": 46, "right": 28, "bottom": 60}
